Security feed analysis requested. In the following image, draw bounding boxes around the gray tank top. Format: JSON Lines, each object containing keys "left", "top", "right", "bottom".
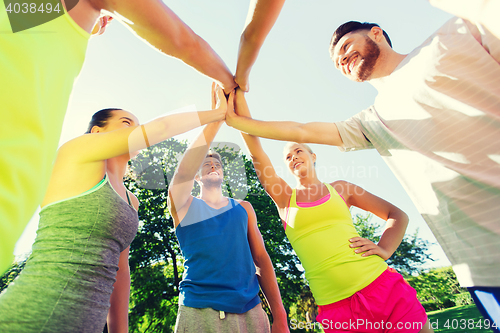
{"left": 0, "top": 176, "right": 139, "bottom": 332}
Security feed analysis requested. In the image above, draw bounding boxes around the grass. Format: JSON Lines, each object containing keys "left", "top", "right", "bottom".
{"left": 287, "top": 305, "right": 497, "bottom": 332}
{"left": 427, "top": 305, "right": 497, "bottom": 332}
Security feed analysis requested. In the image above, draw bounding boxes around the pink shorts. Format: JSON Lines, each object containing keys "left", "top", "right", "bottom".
{"left": 316, "top": 268, "right": 428, "bottom": 333}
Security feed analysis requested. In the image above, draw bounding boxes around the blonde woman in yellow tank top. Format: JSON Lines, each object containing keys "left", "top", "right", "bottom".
{"left": 231, "top": 89, "right": 433, "bottom": 333}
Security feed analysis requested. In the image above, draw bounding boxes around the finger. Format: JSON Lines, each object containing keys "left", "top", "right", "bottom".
{"left": 227, "top": 91, "right": 235, "bottom": 111}
{"left": 355, "top": 243, "right": 375, "bottom": 251}
{"left": 217, "top": 86, "right": 227, "bottom": 108}
{"left": 349, "top": 239, "right": 372, "bottom": 248}
{"left": 211, "top": 82, "right": 216, "bottom": 109}
{"left": 215, "top": 85, "right": 225, "bottom": 109}
{"left": 360, "top": 249, "right": 378, "bottom": 257}
{"left": 349, "top": 237, "right": 364, "bottom": 243}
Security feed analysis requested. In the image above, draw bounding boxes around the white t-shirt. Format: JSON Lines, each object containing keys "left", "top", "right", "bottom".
{"left": 336, "top": 17, "right": 500, "bottom": 287}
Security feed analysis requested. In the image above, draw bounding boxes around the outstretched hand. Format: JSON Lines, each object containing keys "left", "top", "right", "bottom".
{"left": 349, "top": 237, "right": 390, "bottom": 260}
{"left": 212, "top": 82, "right": 234, "bottom": 122}
{"left": 226, "top": 88, "right": 252, "bottom": 127}
{"left": 234, "top": 71, "right": 250, "bottom": 92}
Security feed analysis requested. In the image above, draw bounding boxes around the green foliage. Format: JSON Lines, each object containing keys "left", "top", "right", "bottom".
{"left": 352, "top": 213, "right": 433, "bottom": 275}
{"left": 427, "top": 305, "right": 495, "bottom": 332}
{"left": 406, "top": 266, "right": 473, "bottom": 311}
{"left": 125, "top": 139, "right": 186, "bottom": 332}
{"left": 0, "top": 258, "right": 27, "bottom": 293}
{"left": 125, "top": 139, "right": 304, "bottom": 332}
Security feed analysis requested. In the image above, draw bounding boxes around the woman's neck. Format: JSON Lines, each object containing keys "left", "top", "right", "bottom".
{"left": 105, "top": 155, "right": 129, "bottom": 185}
{"left": 295, "top": 175, "right": 323, "bottom": 190}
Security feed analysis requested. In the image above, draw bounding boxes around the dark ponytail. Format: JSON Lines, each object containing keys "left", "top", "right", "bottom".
{"left": 85, "top": 108, "right": 121, "bottom": 134}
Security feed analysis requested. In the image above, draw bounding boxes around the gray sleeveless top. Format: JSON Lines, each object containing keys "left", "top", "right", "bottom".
{"left": 0, "top": 176, "right": 138, "bottom": 332}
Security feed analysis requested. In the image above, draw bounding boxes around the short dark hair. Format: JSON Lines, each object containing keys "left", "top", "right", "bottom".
{"left": 85, "top": 108, "right": 122, "bottom": 134}
{"left": 205, "top": 150, "right": 223, "bottom": 165}
{"left": 329, "top": 21, "right": 392, "bottom": 56}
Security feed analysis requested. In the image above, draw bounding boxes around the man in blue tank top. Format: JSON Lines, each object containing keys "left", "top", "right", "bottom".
{"left": 168, "top": 91, "right": 289, "bottom": 333}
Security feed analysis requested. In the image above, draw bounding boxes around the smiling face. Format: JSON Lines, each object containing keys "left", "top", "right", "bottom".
{"left": 283, "top": 143, "right": 316, "bottom": 178}
{"left": 332, "top": 32, "right": 381, "bottom": 82}
{"left": 196, "top": 156, "right": 224, "bottom": 188}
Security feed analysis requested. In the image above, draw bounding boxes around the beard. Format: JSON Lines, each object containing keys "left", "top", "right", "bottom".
{"left": 355, "top": 36, "right": 380, "bottom": 82}
{"left": 201, "top": 176, "right": 224, "bottom": 189}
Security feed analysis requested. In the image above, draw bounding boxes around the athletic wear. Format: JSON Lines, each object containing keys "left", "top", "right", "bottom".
{"left": 175, "top": 197, "right": 261, "bottom": 314}
{"left": 175, "top": 304, "right": 270, "bottom": 333}
{"left": 0, "top": 3, "right": 89, "bottom": 274}
{"left": 317, "top": 268, "right": 428, "bottom": 333}
{"left": 284, "top": 183, "right": 387, "bottom": 305}
{"left": 0, "top": 176, "right": 138, "bottom": 332}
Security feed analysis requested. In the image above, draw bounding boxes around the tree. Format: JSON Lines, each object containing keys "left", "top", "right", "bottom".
{"left": 125, "top": 139, "right": 305, "bottom": 332}
{"left": 406, "top": 266, "right": 473, "bottom": 311}
{"left": 353, "top": 213, "right": 433, "bottom": 275}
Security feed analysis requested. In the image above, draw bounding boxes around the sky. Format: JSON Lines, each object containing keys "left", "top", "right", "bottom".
{"left": 15, "top": 0, "right": 455, "bottom": 269}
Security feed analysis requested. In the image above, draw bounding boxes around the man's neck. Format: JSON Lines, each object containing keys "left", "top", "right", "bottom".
{"left": 370, "top": 50, "right": 407, "bottom": 80}
{"left": 199, "top": 186, "right": 227, "bottom": 208}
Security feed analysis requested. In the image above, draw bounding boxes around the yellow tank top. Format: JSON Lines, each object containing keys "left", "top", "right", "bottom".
{"left": 285, "top": 183, "right": 387, "bottom": 305}
{"left": 0, "top": 4, "right": 89, "bottom": 273}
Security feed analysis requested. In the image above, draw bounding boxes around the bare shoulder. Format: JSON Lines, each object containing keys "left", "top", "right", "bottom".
{"left": 330, "top": 180, "right": 351, "bottom": 192}
{"left": 236, "top": 199, "right": 253, "bottom": 209}
{"left": 330, "top": 180, "right": 358, "bottom": 202}
{"left": 235, "top": 199, "right": 256, "bottom": 215}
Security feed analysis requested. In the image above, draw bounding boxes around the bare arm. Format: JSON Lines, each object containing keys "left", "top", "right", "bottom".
{"left": 167, "top": 85, "right": 232, "bottom": 225}
{"left": 232, "top": 89, "right": 291, "bottom": 212}
{"left": 336, "top": 181, "right": 409, "bottom": 260}
{"left": 226, "top": 97, "right": 344, "bottom": 147}
{"left": 60, "top": 87, "right": 227, "bottom": 164}
{"left": 242, "top": 201, "right": 289, "bottom": 333}
{"left": 89, "top": 0, "right": 236, "bottom": 92}
{"left": 107, "top": 246, "right": 131, "bottom": 333}
{"left": 235, "top": 0, "right": 287, "bottom": 91}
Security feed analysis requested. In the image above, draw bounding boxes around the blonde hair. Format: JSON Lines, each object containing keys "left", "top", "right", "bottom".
{"left": 283, "top": 142, "right": 314, "bottom": 157}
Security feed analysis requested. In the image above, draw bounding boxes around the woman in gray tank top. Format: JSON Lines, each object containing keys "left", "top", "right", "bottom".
{"left": 0, "top": 85, "right": 232, "bottom": 333}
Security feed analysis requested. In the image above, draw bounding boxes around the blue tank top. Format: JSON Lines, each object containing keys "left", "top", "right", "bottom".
{"left": 175, "top": 197, "right": 261, "bottom": 313}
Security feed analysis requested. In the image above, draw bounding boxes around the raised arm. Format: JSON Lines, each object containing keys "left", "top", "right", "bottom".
{"left": 232, "top": 89, "right": 291, "bottom": 213}
{"left": 335, "top": 181, "right": 409, "bottom": 261}
{"left": 235, "top": 0, "right": 287, "bottom": 91}
{"left": 60, "top": 86, "right": 228, "bottom": 164}
{"left": 86, "top": 0, "right": 236, "bottom": 92}
{"left": 168, "top": 85, "right": 233, "bottom": 225}
{"left": 226, "top": 97, "right": 344, "bottom": 147}
{"left": 242, "top": 201, "right": 289, "bottom": 333}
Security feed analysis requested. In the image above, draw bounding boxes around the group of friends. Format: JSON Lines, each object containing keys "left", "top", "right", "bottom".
{"left": 0, "top": 0, "right": 499, "bottom": 332}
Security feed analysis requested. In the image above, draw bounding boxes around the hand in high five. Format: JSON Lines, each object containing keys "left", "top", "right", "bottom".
{"left": 225, "top": 88, "right": 251, "bottom": 129}
{"left": 212, "top": 82, "right": 234, "bottom": 122}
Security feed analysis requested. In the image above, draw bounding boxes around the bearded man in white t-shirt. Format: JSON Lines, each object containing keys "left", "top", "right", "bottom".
{"left": 226, "top": 11, "right": 500, "bottom": 331}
